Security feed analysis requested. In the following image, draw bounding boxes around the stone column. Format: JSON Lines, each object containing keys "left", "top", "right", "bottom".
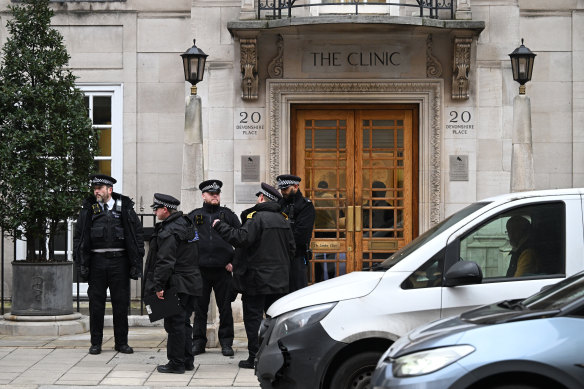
{"left": 181, "top": 93, "right": 204, "bottom": 212}
{"left": 456, "top": 0, "right": 472, "bottom": 20}
{"left": 180, "top": 93, "right": 219, "bottom": 348}
{"left": 511, "top": 94, "right": 535, "bottom": 192}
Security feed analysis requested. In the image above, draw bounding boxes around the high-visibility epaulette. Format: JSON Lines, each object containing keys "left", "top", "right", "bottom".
{"left": 281, "top": 212, "right": 289, "bottom": 220}
{"left": 247, "top": 211, "right": 257, "bottom": 219}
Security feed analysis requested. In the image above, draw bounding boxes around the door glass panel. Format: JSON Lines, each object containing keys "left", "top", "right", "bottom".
{"left": 372, "top": 129, "right": 394, "bottom": 148}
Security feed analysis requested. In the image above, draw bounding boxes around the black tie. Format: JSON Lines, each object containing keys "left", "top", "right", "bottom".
{"left": 103, "top": 203, "right": 108, "bottom": 213}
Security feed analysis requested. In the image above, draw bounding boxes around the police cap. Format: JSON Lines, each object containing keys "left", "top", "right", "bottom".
{"left": 255, "top": 182, "right": 282, "bottom": 202}
{"left": 151, "top": 193, "right": 180, "bottom": 210}
{"left": 276, "top": 174, "right": 301, "bottom": 190}
{"left": 199, "top": 179, "right": 223, "bottom": 194}
{"left": 90, "top": 174, "right": 116, "bottom": 187}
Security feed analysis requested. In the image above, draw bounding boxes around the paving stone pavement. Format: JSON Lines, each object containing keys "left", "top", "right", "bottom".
{"left": 0, "top": 323, "right": 260, "bottom": 389}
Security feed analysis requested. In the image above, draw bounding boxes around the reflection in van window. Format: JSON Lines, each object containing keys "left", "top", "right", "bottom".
{"left": 458, "top": 202, "right": 565, "bottom": 279}
{"left": 402, "top": 253, "right": 444, "bottom": 289}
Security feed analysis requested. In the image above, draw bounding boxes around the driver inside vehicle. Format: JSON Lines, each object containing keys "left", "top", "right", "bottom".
{"left": 505, "top": 215, "right": 541, "bottom": 277}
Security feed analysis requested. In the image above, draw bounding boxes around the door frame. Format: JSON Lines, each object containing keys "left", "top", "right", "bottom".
{"left": 266, "top": 79, "right": 444, "bottom": 232}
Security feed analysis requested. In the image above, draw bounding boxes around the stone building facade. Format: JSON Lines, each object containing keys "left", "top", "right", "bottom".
{"left": 1, "top": 0, "right": 583, "bottom": 284}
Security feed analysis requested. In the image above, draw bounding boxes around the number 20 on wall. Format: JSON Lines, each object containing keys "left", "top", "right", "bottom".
{"left": 449, "top": 110, "right": 472, "bottom": 123}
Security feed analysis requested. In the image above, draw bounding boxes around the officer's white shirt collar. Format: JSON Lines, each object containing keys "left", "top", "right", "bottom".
{"left": 101, "top": 197, "right": 115, "bottom": 210}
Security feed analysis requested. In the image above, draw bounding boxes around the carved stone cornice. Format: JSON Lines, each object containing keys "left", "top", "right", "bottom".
{"left": 426, "top": 34, "right": 443, "bottom": 79}
{"left": 240, "top": 38, "right": 259, "bottom": 100}
{"left": 266, "top": 80, "right": 443, "bottom": 227}
{"left": 452, "top": 37, "right": 472, "bottom": 100}
{"left": 267, "top": 34, "right": 284, "bottom": 79}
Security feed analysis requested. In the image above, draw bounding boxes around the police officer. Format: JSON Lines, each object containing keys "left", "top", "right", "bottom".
{"left": 277, "top": 174, "right": 315, "bottom": 292}
{"left": 73, "top": 174, "right": 145, "bottom": 355}
{"left": 212, "top": 183, "right": 295, "bottom": 369}
{"left": 188, "top": 179, "right": 240, "bottom": 357}
{"left": 143, "top": 193, "right": 202, "bottom": 374}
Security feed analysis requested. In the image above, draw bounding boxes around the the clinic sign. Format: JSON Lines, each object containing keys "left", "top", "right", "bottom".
{"left": 300, "top": 40, "right": 420, "bottom": 75}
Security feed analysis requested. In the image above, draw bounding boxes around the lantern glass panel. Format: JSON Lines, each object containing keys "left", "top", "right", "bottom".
{"left": 518, "top": 57, "right": 527, "bottom": 79}
{"left": 182, "top": 57, "right": 189, "bottom": 81}
{"left": 197, "top": 59, "right": 206, "bottom": 83}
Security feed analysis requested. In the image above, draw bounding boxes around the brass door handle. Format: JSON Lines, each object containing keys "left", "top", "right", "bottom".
{"left": 355, "top": 205, "right": 362, "bottom": 232}
{"left": 346, "top": 206, "right": 354, "bottom": 232}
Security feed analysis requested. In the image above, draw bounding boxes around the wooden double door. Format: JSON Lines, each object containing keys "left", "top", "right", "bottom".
{"left": 291, "top": 105, "right": 419, "bottom": 283}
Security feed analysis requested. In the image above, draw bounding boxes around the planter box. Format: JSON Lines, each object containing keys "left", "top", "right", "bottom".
{"left": 11, "top": 261, "right": 73, "bottom": 316}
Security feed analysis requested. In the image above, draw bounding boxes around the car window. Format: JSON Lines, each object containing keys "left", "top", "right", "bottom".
{"left": 458, "top": 202, "right": 565, "bottom": 280}
{"left": 402, "top": 250, "right": 444, "bottom": 289}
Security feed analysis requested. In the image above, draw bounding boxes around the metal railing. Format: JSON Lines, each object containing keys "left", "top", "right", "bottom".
{"left": 258, "top": 0, "right": 454, "bottom": 20}
{"left": 1, "top": 213, "right": 157, "bottom": 316}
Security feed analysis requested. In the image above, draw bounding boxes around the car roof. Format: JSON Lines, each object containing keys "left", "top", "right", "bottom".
{"left": 481, "top": 188, "right": 584, "bottom": 203}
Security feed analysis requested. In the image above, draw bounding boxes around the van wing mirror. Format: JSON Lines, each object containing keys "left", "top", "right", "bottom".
{"left": 444, "top": 261, "right": 483, "bottom": 287}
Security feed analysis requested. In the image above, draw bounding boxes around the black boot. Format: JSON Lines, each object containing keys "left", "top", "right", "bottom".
{"left": 238, "top": 355, "right": 255, "bottom": 369}
{"left": 192, "top": 343, "right": 205, "bottom": 355}
{"left": 157, "top": 362, "right": 186, "bottom": 374}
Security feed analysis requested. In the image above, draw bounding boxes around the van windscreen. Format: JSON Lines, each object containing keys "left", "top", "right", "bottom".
{"left": 374, "top": 202, "right": 490, "bottom": 270}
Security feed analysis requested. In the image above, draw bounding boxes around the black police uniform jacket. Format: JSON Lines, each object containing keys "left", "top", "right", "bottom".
{"left": 187, "top": 203, "right": 241, "bottom": 268}
{"left": 213, "top": 201, "right": 295, "bottom": 295}
{"left": 73, "top": 193, "right": 145, "bottom": 281}
{"left": 279, "top": 189, "right": 315, "bottom": 257}
{"left": 142, "top": 211, "right": 202, "bottom": 297}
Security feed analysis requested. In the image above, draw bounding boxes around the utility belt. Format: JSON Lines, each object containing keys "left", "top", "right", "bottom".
{"left": 92, "top": 250, "right": 127, "bottom": 258}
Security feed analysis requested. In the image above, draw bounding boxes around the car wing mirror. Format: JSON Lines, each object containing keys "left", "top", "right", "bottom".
{"left": 444, "top": 261, "right": 483, "bottom": 287}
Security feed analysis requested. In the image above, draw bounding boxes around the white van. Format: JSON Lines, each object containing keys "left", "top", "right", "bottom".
{"left": 254, "top": 188, "right": 584, "bottom": 389}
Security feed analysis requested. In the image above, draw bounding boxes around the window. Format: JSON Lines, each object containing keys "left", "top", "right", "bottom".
{"left": 308, "top": 0, "right": 403, "bottom": 17}
{"left": 79, "top": 84, "right": 123, "bottom": 191}
{"left": 402, "top": 251, "right": 444, "bottom": 289}
{"left": 458, "top": 202, "right": 565, "bottom": 280}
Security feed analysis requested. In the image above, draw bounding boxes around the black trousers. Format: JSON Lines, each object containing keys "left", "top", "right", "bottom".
{"left": 88, "top": 253, "right": 130, "bottom": 346}
{"left": 242, "top": 293, "right": 283, "bottom": 357}
{"left": 192, "top": 267, "right": 234, "bottom": 347}
{"left": 164, "top": 293, "right": 195, "bottom": 366}
{"left": 289, "top": 255, "right": 308, "bottom": 293}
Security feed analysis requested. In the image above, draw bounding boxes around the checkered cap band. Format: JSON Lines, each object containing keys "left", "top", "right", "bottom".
{"left": 152, "top": 198, "right": 178, "bottom": 209}
{"left": 201, "top": 182, "right": 221, "bottom": 192}
{"left": 259, "top": 188, "right": 278, "bottom": 201}
{"left": 277, "top": 179, "right": 300, "bottom": 189}
{"left": 92, "top": 177, "right": 115, "bottom": 186}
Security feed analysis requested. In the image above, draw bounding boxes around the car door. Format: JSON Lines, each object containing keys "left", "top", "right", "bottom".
{"left": 440, "top": 195, "right": 582, "bottom": 318}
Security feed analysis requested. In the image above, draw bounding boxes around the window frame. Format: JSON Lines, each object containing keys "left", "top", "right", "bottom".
{"left": 446, "top": 201, "right": 567, "bottom": 283}
{"left": 78, "top": 84, "right": 124, "bottom": 193}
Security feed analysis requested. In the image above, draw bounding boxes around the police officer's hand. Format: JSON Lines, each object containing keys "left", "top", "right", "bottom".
{"left": 156, "top": 290, "right": 164, "bottom": 300}
{"left": 129, "top": 266, "right": 141, "bottom": 280}
{"left": 212, "top": 219, "right": 220, "bottom": 227}
{"left": 225, "top": 263, "right": 233, "bottom": 272}
{"left": 79, "top": 266, "right": 90, "bottom": 282}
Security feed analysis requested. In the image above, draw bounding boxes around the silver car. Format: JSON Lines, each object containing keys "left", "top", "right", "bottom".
{"left": 372, "top": 271, "right": 584, "bottom": 389}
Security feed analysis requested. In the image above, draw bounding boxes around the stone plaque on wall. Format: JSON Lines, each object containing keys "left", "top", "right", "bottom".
{"left": 236, "top": 185, "right": 259, "bottom": 204}
{"left": 241, "top": 155, "right": 260, "bottom": 182}
{"left": 449, "top": 155, "right": 469, "bottom": 181}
